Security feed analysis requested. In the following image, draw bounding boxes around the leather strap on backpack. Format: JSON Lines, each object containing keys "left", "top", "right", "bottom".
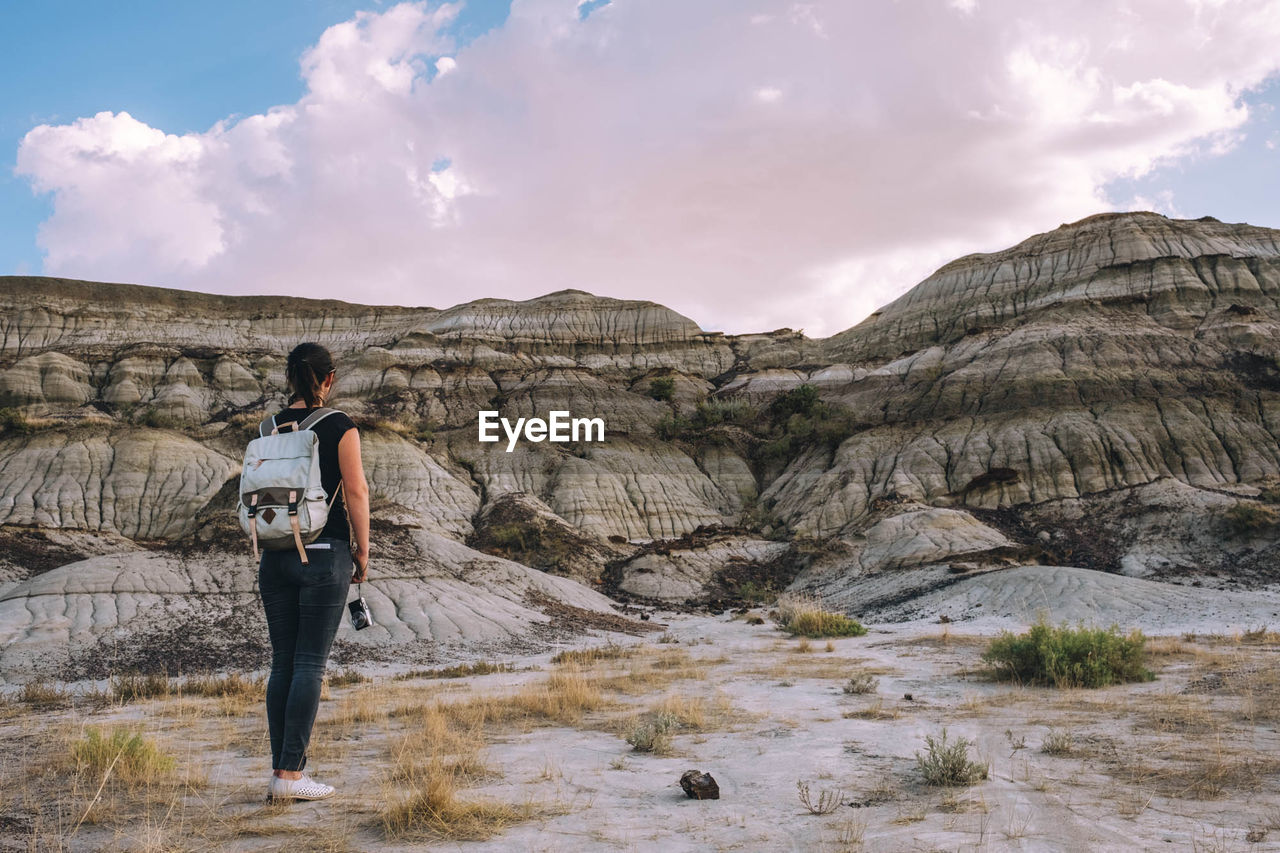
{"left": 287, "top": 489, "right": 307, "bottom": 564}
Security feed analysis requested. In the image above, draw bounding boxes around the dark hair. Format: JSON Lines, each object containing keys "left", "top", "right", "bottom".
{"left": 286, "top": 342, "right": 335, "bottom": 408}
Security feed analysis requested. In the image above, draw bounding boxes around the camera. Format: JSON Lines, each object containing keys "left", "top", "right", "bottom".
{"left": 348, "top": 593, "right": 373, "bottom": 630}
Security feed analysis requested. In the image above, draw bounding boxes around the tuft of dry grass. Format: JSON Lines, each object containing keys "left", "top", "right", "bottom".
{"left": 394, "top": 661, "right": 514, "bottom": 681}
{"left": 19, "top": 680, "right": 72, "bottom": 707}
{"left": 382, "top": 762, "right": 548, "bottom": 841}
{"left": 551, "top": 643, "right": 636, "bottom": 666}
{"left": 70, "top": 727, "right": 178, "bottom": 788}
{"left": 1041, "top": 728, "right": 1074, "bottom": 756}
{"left": 328, "top": 668, "right": 371, "bottom": 687}
{"left": 843, "top": 698, "right": 901, "bottom": 721}
{"left": 430, "top": 666, "right": 607, "bottom": 730}
{"left": 775, "top": 593, "right": 867, "bottom": 639}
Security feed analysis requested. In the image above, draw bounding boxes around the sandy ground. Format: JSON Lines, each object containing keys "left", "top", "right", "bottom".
{"left": 2, "top": 600, "right": 1279, "bottom": 853}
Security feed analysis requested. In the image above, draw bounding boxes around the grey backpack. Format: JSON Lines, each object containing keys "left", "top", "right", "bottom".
{"left": 238, "top": 407, "right": 343, "bottom": 564}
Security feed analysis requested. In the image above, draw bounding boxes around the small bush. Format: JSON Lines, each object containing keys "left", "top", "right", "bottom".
{"left": 916, "top": 728, "right": 988, "bottom": 787}
{"left": 1259, "top": 485, "right": 1280, "bottom": 505}
{"left": 737, "top": 581, "right": 780, "bottom": 606}
{"left": 1041, "top": 729, "right": 1074, "bottom": 756}
{"left": 981, "top": 619, "right": 1153, "bottom": 688}
{"left": 647, "top": 377, "right": 675, "bottom": 402}
{"left": 776, "top": 594, "right": 867, "bottom": 639}
{"left": 71, "top": 727, "right": 175, "bottom": 786}
{"left": 626, "top": 711, "right": 680, "bottom": 754}
{"left": 1222, "top": 502, "right": 1279, "bottom": 537}
{"left": 796, "top": 780, "right": 845, "bottom": 815}
{"left": 842, "top": 672, "right": 879, "bottom": 695}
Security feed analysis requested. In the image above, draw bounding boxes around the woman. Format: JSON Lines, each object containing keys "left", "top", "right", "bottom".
{"left": 259, "top": 342, "right": 371, "bottom": 801}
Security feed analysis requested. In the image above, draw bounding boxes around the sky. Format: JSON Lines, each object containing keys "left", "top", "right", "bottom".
{"left": 3, "top": 0, "right": 1279, "bottom": 337}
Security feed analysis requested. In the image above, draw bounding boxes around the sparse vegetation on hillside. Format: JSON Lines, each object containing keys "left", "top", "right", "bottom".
{"left": 1221, "top": 501, "right": 1278, "bottom": 537}
{"left": 981, "top": 619, "right": 1153, "bottom": 688}
{"left": 655, "top": 385, "right": 862, "bottom": 464}
{"left": 647, "top": 376, "right": 675, "bottom": 401}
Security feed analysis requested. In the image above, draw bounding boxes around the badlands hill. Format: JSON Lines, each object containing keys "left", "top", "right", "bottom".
{"left": 2, "top": 211, "right": 1279, "bottom": 682}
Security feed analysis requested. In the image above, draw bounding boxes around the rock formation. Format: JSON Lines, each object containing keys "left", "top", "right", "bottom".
{"left": 2, "top": 211, "right": 1279, "bottom": 680}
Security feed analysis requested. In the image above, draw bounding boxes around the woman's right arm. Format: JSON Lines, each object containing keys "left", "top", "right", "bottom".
{"left": 338, "top": 427, "right": 371, "bottom": 581}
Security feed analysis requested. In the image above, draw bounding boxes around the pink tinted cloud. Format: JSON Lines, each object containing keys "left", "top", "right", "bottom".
{"left": 16, "top": 0, "right": 1280, "bottom": 335}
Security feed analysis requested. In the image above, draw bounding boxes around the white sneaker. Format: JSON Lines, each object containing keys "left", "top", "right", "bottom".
{"left": 268, "top": 773, "right": 335, "bottom": 801}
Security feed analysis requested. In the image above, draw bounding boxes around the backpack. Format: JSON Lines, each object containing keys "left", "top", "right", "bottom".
{"left": 238, "top": 407, "right": 344, "bottom": 564}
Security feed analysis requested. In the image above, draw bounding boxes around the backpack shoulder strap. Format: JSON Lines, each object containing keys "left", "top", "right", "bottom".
{"left": 298, "top": 407, "right": 342, "bottom": 432}
{"left": 258, "top": 414, "right": 277, "bottom": 438}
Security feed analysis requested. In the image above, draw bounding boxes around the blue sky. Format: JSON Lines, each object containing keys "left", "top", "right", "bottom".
{"left": 3, "top": 1, "right": 1278, "bottom": 335}
{"left": 1106, "top": 76, "right": 1280, "bottom": 227}
{"left": 0, "top": 0, "right": 514, "bottom": 276}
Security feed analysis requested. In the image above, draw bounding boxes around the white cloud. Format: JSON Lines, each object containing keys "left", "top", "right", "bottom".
{"left": 15, "top": 0, "right": 1280, "bottom": 336}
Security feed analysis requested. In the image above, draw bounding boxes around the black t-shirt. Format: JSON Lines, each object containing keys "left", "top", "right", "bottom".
{"left": 271, "top": 406, "right": 357, "bottom": 541}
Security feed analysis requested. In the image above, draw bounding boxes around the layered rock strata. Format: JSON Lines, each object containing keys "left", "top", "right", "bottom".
{"left": 2, "top": 211, "right": 1280, "bottom": 678}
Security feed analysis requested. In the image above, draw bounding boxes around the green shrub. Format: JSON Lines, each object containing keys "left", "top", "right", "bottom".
{"left": 981, "top": 619, "right": 1153, "bottom": 688}
{"left": 768, "top": 385, "right": 822, "bottom": 420}
{"left": 1222, "top": 501, "right": 1278, "bottom": 536}
{"left": 647, "top": 377, "right": 675, "bottom": 402}
{"left": 775, "top": 594, "right": 867, "bottom": 638}
{"left": 1259, "top": 485, "right": 1280, "bottom": 505}
{"left": 915, "top": 728, "right": 988, "bottom": 786}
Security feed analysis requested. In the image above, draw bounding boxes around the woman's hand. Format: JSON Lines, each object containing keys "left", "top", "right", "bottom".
{"left": 352, "top": 545, "right": 369, "bottom": 583}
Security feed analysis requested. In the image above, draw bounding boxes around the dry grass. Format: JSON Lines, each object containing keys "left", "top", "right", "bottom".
{"left": 328, "top": 668, "right": 371, "bottom": 687}
{"left": 394, "top": 661, "right": 515, "bottom": 681}
{"left": 1134, "top": 694, "right": 1222, "bottom": 735}
{"left": 745, "top": 656, "right": 892, "bottom": 682}
{"left": 69, "top": 727, "right": 180, "bottom": 788}
{"left": 590, "top": 649, "right": 706, "bottom": 695}
{"left": 843, "top": 698, "right": 901, "bottom": 721}
{"left": 775, "top": 593, "right": 867, "bottom": 638}
{"left": 19, "top": 680, "right": 72, "bottom": 707}
{"left": 430, "top": 666, "right": 608, "bottom": 730}
{"left": 892, "top": 630, "right": 990, "bottom": 650}
{"left": 382, "top": 762, "right": 550, "bottom": 841}
{"left": 1041, "top": 728, "right": 1074, "bottom": 756}
{"left": 551, "top": 643, "right": 639, "bottom": 666}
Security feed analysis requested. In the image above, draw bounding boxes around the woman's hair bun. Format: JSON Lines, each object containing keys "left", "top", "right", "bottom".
{"left": 286, "top": 342, "right": 335, "bottom": 408}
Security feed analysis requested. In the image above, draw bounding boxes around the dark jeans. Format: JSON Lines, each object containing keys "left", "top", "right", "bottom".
{"left": 258, "top": 537, "right": 352, "bottom": 772}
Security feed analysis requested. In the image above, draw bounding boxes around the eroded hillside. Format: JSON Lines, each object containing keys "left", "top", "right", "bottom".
{"left": 2, "top": 211, "right": 1279, "bottom": 681}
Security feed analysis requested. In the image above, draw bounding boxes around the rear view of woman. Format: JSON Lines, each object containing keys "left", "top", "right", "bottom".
{"left": 258, "top": 342, "right": 371, "bottom": 801}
